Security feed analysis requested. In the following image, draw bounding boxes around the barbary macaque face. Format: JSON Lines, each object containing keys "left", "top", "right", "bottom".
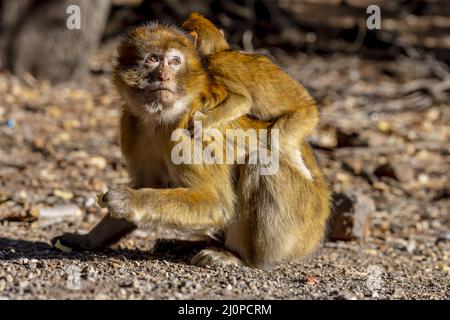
{"left": 113, "top": 24, "right": 203, "bottom": 124}
{"left": 138, "top": 49, "right": 184, "bottom": 104}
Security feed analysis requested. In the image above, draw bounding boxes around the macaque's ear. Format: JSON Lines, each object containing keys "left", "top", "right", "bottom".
{"left": 219, "top": 29, "right": 225, "bottom": 36}
{"left": 188, "top": 31, "right": 199, "bottom": 47}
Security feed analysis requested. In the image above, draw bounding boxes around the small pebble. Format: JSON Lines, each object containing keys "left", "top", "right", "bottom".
{"left": 5, "top": 275, "right": 13, "bottom": 283}
{"left": 437, "top": 232, "right": 450, "bottom": 243}
{"left": 6, "top": 118, "right": 15, "bottom": 129}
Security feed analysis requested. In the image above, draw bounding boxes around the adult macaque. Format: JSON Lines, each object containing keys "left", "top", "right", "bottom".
{"left": 52, "top": 23, "right": 330, "bottom": 269}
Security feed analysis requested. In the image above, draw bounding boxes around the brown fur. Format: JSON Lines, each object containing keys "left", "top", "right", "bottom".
{"left": 182, "top": 13, "right": 229, "bottom": 57}
{"left": 182, "top": 13, "right": 319, "bottom": 172}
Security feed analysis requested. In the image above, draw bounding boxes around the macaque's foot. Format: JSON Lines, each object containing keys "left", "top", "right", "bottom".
{"left": 191, "top": 248, "right": 243, "bottom": 268}
{"left": 51, "top": 233, "right": 96, "bottom": 252}
{"left": 102, "top": 186, "right": 136, "bottom": 222}
{"left": 152, "top": 239, "right": 217, "bottom": 255}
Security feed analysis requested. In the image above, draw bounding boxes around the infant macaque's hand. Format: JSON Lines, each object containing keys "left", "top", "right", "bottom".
{"left": 187, "top": 111, "right": 207, "bottom": 137}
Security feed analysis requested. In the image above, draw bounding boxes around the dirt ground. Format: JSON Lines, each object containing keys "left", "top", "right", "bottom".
{"left": 0, "top": 48, "right": 449, "bottom": 299}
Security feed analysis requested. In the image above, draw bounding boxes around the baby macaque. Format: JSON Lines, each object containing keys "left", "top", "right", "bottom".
{"left": 182, "top": 13, "right": 319, "bottom": 178}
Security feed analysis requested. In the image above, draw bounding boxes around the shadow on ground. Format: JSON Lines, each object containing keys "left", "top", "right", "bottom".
{"left": 0, "top": 237, "right": 198, "bottom": 264}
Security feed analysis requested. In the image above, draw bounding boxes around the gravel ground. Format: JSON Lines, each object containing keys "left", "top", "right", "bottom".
{"left": 0, "top": 224, "right": 449, "bottom": 299}
{"left": 0, "top": 50, "right": 449, "bottom": 299}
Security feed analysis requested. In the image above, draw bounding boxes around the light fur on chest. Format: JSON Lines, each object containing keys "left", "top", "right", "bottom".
{"left": 126, "top": 126, "right": 180, "bottom": 188}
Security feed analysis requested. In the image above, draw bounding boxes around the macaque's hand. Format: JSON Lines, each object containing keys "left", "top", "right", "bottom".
{"left": 188, "top": 111, "right": 208, "bottom": 137}
{"left": 102, "top": 186, "right": 136, "bottom": 222}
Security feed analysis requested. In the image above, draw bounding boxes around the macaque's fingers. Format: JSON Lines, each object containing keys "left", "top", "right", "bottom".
{"left": 102, "top": 186, "right": 137, "bottom": 222}
{"left": 187, "top": 120, "right": 195, "bottom": 137}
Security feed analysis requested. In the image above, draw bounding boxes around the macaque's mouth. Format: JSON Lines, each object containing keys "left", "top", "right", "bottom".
{"left": 147, "top": 88, "right": 175, "bottom": 94}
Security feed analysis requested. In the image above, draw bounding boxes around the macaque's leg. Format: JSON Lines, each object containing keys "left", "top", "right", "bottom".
{"left": 52, "top": 214, "right": 136, "bottom": 250}
{"left": 272, "top": 102, "right": 318, "bottom": 179}
{"left": 104, "top": 186, "right": 240, "bottom": 265}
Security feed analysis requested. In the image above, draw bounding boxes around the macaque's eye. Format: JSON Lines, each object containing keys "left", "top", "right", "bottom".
{"left": 145, "top": 54, "right": 159, "bottom": 64}
{"left": 170, "top": 57, "right": 181, "bottom": 65}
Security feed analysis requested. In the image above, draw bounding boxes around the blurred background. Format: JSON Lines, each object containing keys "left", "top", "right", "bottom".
{"left": 1, "top": 0, "right": 450, "bottom": 82}
{"left": 0, "top": 0, "right": 448, "bottom": 299}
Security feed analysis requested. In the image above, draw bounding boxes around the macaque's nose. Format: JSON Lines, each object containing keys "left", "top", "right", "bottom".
{"left": 158, "top": 68, "right": 171, "bottom": 82}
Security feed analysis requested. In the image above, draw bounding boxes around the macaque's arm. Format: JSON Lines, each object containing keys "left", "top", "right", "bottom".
{"left": 198, "top": 93, "right": 253, "bottom": 129}
{"left": 103, "top": 185, "right": 233, "bottom": 235}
